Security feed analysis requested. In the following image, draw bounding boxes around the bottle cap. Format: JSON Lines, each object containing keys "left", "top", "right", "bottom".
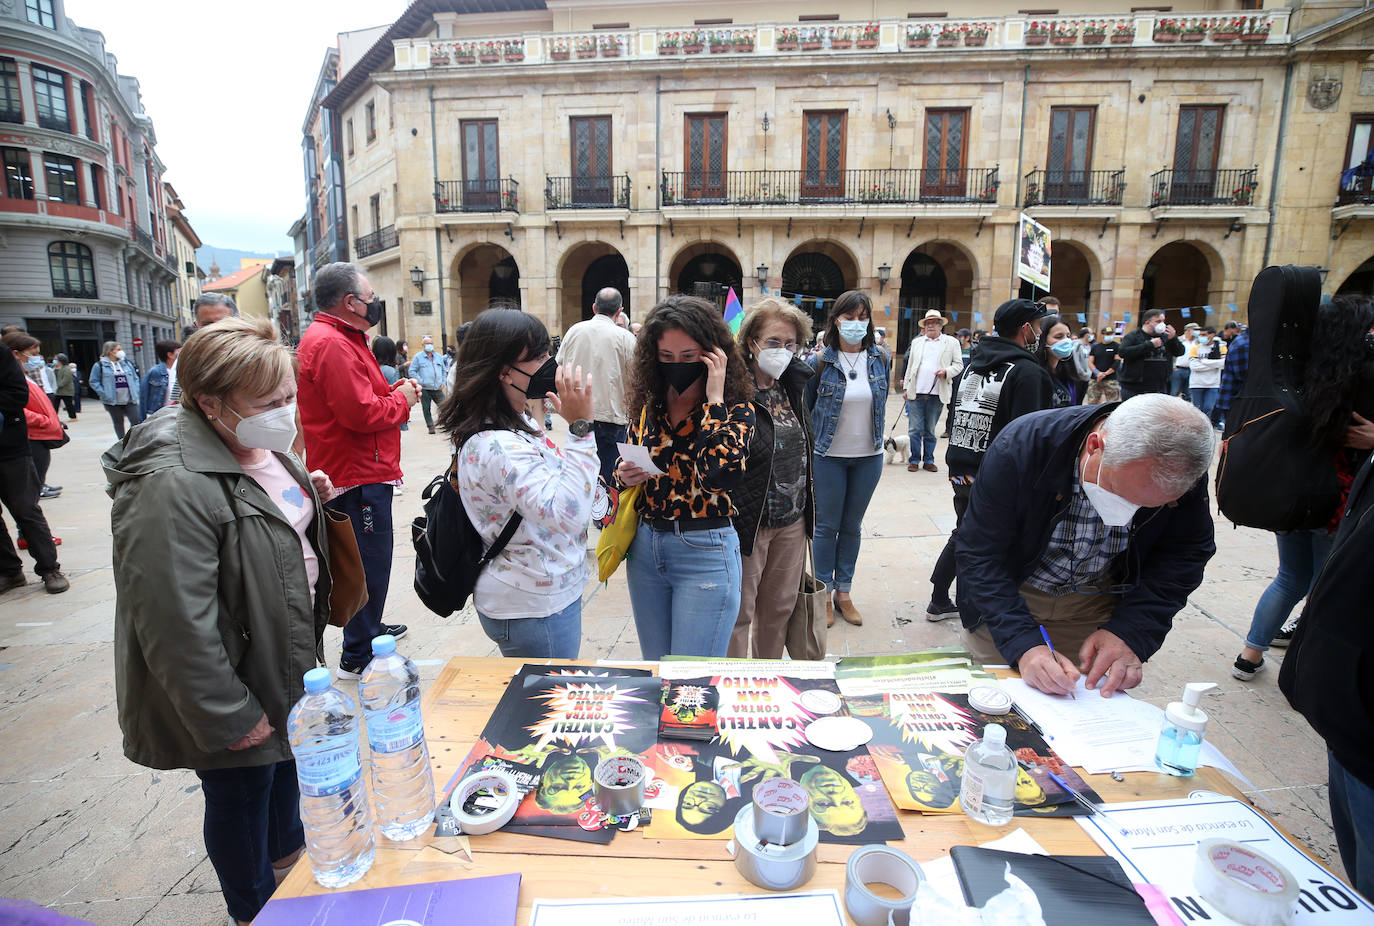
{"left": 982, "top": 723, "right": 1007, "bottom": 748}
{"left": 303, "top": 667, "right": 331, "bottom": 693}
{"left": 1166, "top": 682, "right": 1218, "bottom": 735}
{"left": 968, "top": 685, "right": 1013, "bottom": 715}
{"left": 371, "top": 634, "right": 396, "bottom": 656}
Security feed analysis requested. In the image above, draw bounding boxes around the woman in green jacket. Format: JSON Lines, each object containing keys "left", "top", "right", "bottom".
{"left": 51, "top": 353, "right": 76, "bottom": 420}
{"left": 103, "top": 317, "right": 335, "bottom": 926}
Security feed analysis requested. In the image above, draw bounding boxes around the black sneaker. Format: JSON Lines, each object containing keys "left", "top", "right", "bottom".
{"left": 335, "top": 657, "right": 367, "bottom": 680}
{"left": 1270, "top": 626, "right": 1295, "bottom": 648}
{"left": 381, "top": 623, "right": 409, "bottom": 641}
{"left": 925, "top": 600, "right": 960, "bottom": 622}
{"left": 1231, "top": 654, "right": 1265, "bottom": 681}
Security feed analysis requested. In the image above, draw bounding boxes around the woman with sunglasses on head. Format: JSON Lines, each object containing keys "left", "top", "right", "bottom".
{"left": 805, "top": 291, "right": 890, "bottom": 628}
{"left": 618, "top": 295, "right": 755, "bottom": 660}
{"left": 729, "top": 297, "right": 816, "bottom": 658}
{"left": 441, "top": 309, "right": 597, "bottom": 659}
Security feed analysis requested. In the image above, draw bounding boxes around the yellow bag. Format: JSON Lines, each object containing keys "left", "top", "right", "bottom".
{"left": 594, "top": 407, "right": 647, "bottom": 581}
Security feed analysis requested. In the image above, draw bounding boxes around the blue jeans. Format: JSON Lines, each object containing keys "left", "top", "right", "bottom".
{"left": 196, "top": 760, "right": 304, "bottom": 923}
{"left": 1169, "top": 367, "right": 1191, "bottom": 400}
{"left": 478, "top": 598, "right": 582, "bottom": 659}
{"left": 626, "top": 523, "right": 741, "bottom": 660}
{"left": 1243, "top": 529, "right": 1334, "bottom": 651}
{"left": 1190, "top": 386, "right": 1218, "bottom": 420}
{"left": 1330, "top": 750, "right": 1374, "bottom": 900}
{"left": 812, "top": 452, "right": 884, "bottom": 593}
{"left": 327, "top": 484, "right": 395, "bottom": 665}
{"left": 906, "top": 394, "right": 942, "bottom": 465}
{"left": 593, "top": 421, "right": 627, "bottom": 486}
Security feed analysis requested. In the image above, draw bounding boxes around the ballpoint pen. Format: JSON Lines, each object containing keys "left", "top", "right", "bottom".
{"left": 1041, "top": 766, "right": 1127, "bottom": 835}
{"left": 1039, "top": 624, "right": 1076, "bottom": 699}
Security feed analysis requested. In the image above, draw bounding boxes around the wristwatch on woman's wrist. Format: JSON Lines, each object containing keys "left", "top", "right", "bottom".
{"left": 569, "top": 419, "right": 593, "bottom": 438}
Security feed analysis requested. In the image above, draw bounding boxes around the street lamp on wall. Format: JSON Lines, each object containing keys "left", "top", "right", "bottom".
{"left": 762, "top": 113, "right": 770, "bottom": 162}
{"left": 878, "top": 263, "right": 892, "bottom": 294}
{"left": 410, "top": 266, "right": 425, "bottom": 293}
{"left": 756, "top": 264, "right": 769, "bottom": 289}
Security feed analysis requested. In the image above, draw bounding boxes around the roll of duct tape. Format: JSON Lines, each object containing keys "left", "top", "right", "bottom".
{"left": 593, "top": 755, "right": 646, "bottom": 818}
{"left": 1194, "top": 839, "right": 1298, "bottom": 926}
{"left": 844, "top": 845, "right": 925, "bottom": 926}
{"left": 751, "top": 778, "right": 811, "bottom": 846}
{"left": 731, "top": 803, "right": 819, "bottom": 892}
{"left": 448, "top": 768, "right": 521, "bottom": 836}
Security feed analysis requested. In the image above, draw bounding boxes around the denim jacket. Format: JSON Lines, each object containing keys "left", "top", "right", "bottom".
{"left": 804, "top": 344, "right": 889, "bottom": 456}
{"left": 408, "top": 351, "right": 450, "bottom": 391}
{"left": 90, "top": 358, "right": 141, "bottom": 407}
{"left": 140, "top": 363, "right": 169, "bottom": 417}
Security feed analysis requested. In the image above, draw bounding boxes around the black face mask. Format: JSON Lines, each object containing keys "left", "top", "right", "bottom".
{"left": 352, "top": 293, "right": 383, "bottom": 327}
{"left": 511, "top": 356, "right": 557, "bottom": 398}
{"left": 660, "top": 360, "right": 706, "bottom": 395}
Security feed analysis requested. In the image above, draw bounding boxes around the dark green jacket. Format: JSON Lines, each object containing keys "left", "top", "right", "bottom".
{"left": 103, "top": 406, "right": 332, "bottom": 771}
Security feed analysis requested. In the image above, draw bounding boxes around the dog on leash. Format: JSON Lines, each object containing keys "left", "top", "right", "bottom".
{"left": 883, "top": 434, "right": 910, "bottom": 465}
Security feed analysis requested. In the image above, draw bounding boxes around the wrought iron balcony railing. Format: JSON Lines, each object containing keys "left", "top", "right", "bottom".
{"left": 312, "top": 236, "right": 334, "bottom": 270}
{"left": 354, "top": 224, "right": 398, "bottom": 258}
{"left": 133, "top": 226, "right": 153, "bottom": 251}
{"left": 1337, "top": 164, "right": 1374, "bottom": 207}
{"left": 1023, "top": 168, "right": 1126, "bottom": 206}
{"left": 545, "top": 174, "right": 631, "bottom": 210}
{"left": 1150, "top": 168, "right": 1257, "bottom": 207}
{"left": 659, "top": 167, "right": 1000, "bottom": 206}
{"left": 434, "top": 177, "right": 520, "bottom": 213}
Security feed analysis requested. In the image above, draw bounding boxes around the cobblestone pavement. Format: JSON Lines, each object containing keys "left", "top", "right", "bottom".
{"left": 0, "top": 396, "right": 1343, "bottom": 923}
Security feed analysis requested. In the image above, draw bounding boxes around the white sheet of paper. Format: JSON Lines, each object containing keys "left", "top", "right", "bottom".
{"left": 616, "top": 442, "right": 665, "bottom": 476}
{"left": 918, "top": 828, "right": 1050, "bottom": 908}
{"left": 529, "top": 890, "right": 846, "bottom": 926}
{"left": 657, "top": 658, "right": 836, "bottom": 679}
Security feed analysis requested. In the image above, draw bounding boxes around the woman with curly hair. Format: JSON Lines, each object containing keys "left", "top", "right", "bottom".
{"left": 617, "top": 295, "right": 755, "bottom": 659}
{"left": 1231, "top": 295, "right": 1374, "bottom": 680}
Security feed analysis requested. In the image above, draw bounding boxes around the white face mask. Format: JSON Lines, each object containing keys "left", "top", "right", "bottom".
{"left": 424, "top": 343, "right": 435, "bottom": 353}
{"left": 1082, "top": 449, "right": 1140, "bottom": 527}
{"left": 222, "top": 401, "right": 298, "bottom": 454}
{"left": 114, "top": 350, "right": 126, "bottom": 361}
{"left": 754, "top": 345, "right": 793, "bottom": 380}
{"left": 1153, "top": 323, "right": 1167, "bottom": 336}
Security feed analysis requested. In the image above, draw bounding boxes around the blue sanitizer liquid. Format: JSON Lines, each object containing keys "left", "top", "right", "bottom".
{"left": 1154, "top": 725, "right": 1203, "bottom": 777}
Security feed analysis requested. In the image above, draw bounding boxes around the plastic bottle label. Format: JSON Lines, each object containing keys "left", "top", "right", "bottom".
{"left": 962, "top": 769, "right": 986, "bottom": 814}
{"left": 364, "top": 700, "right": 424, "bottom": 754}
{"left": 296, "top": 740, "right": 363, "bottom": 797}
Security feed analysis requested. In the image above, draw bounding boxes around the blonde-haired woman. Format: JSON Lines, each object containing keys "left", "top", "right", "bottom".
{"left": 728, "top": 297, "right": 816, "bottom": 657}
{"left": 103, "top": 317, "right": 335, "bottom": 926}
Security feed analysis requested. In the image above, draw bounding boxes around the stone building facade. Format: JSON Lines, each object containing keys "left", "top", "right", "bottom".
{"left": 317, "top": 0, "right": 1374, "bottom": 352}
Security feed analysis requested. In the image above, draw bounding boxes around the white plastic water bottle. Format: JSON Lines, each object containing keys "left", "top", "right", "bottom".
{"left": 359, "top": 634, "right": 436, "bottom": 841}
{"left": 959, "top": 723, "right": 1016, "bottom": 826}
{"left": 287, "top": 667, "right": 377, "bottom": 887}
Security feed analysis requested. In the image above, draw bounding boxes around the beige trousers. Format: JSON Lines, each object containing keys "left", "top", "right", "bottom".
{"left": 729, "top": 519, "right": 808, "bottom": 659}
{"left": 961, "top": 582, "right": 1117, "bottom": 666}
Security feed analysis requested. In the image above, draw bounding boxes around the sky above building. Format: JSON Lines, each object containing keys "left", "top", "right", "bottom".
{"left": 66, "top": 0, "right": 410, "bottom": 254}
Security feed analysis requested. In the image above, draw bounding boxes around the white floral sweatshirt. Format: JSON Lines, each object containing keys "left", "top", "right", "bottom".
{"left": 456, "top": 417, "right": 598, "bottom": 619}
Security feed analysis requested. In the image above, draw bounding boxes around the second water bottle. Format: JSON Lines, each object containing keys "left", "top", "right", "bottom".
{"left": 359, "top": 634, "right": 436, "bottom": 841}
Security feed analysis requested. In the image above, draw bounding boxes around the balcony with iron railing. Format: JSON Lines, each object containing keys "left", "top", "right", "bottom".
{"left": 1149, "top": 168, "right": 1258, "bottom": 208}
{"left": 312, "top": 236, "right": 335, "bottom": 270}
{"left": 545, "top": 174, "right": 631, "bottom": 210}
{"left": 354, "top": 224, "right": 398, "bottom": 258}
{"left": 1336, "top": 163, "right": 1374, "bottom": 208}
{"left": 434, "top": 178, "right": 520, "bottom": 213}
{"left": 660, "top": 167, "right": 999, "bottom": 207}
{"left": 1023, "top": 169, "right": 1126, "bottom": 207}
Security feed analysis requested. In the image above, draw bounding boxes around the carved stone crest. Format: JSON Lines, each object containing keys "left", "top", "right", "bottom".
{"left": 1308, "top": 74, "right": 1343, "bottom": 110}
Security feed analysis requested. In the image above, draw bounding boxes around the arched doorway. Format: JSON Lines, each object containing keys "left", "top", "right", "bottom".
{"left": 1019, "top": 240, "right": 1094, "bottom": 325}
{"left": 559, "top": 241, "right": 629, "bottom": 333}
{"left": 670, "top": 242, "right": 743, "bottom": 309}
{"left": 897, "top": 254, "right": 945, "bottom": 348}
{"left": 1336, "top": 256, "right": 1374, "bottom": 298}
{"left": 781, "top": 241, "right": 859, "bottom": 330}
{"left": 453, "top": 243, "right": 520, "bottom": 324}
{"left": 1140, "top": 241, "right": 1214, "bottom": 330}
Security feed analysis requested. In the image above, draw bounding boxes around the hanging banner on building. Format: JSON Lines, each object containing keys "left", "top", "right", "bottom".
{"left": 1017, "top": 213, "right": 1052, "bottom": 292}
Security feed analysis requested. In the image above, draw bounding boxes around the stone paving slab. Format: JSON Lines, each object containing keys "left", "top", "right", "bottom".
{"left": 0, "top": 397, "right": 1346, "bottom": 923}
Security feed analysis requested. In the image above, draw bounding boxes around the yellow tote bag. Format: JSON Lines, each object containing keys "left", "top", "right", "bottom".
{"left": 594, "top": 407, "right": 648, "bottom": 581}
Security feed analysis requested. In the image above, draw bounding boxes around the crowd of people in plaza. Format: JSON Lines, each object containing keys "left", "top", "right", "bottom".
{"left": 3, "top": 257, "right": 1372, "bottom": 920}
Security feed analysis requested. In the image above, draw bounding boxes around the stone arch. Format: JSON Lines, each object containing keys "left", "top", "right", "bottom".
{"left": 556, "top": 240, "right": 629, "bottom": 333}
{"left": 780, "top": 239, "right": 861, "bottom": 329}
{"left": 1020, "top": 238, "right": 1102, "bottom": 326}
{"left": 1139, "top": 239, "right": 1224, "bottom": 329}
{"left": 1335, "top": 254, "right": 1374, "bottom": 298}
{"left": 449, "top": 241, "right": 520, "bottom": 329}
{"left": 667, "top": 240, "right": 744, "bottom": 305}
{"left": 898, "top": 239, "right": 979, "bottom": 344}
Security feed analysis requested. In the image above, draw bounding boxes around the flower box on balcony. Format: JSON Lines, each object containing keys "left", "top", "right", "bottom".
{"left": 831, "top": 38, "right": 853, "bottom": 49}
{"left": 776, "top": 41, "right": 798, "bottom": 50}
{"left": 657, "top": 45, "right": 679, "bottom": 54}
{"left": 906, "top": 35, "right": 931, "bottom": 47}
{"left": 965, "top": 34, "right": 988, "bottom": 47}
{"left": 1110, "top": 32, "right": 1133, "bottom": 44}
{"left": 735, "top": 43, "right": 754, "bottom": 52}
{"left": 576, "top": 49, "right": 596, "bottom": 58}
{"left": 457, "top": 54, "right": 476, "bottom": 64}
{"left": 1211, "top": 31, "right": 1238, "bottom": 42}
{"left": 600, "top": 47, "right": 621, "bottom": 57}
{"left": 683, "top": 43, "right": 704, "bottom": 53}
{"left": 1025, "top": 33, "right": 1049, "bottom": 45}
{"left": 801, "top": 41, "right": 823, "bottom": 50}
{"left": 936, "top": 35, "right": 958, "bottom": 47}
{"left": 1180, "top": 30, "right": 1206, "bottom": 43}
{"left": 430, "top": 54, "right": 449, "bottom": 64}
{"left": 1238, "top": 31, "right": 1267, "bottom": 43}
{"left": 710, "top": 43, "right": 730, "bottom": 52}
{"left": 479, "top": 53, "right": 499, "bottom": 63}
{"left": 1082, "top": 32, "right": 1105, "bottom": 44}
{"left": 1153, "top": 31, "right": 1179, "bottom": 43}
{"left": 1050, "top": 35, "right": 1077, "bottom": 45}
{"left": 550, "top": 50, "right": 569, "bottom": 60}
{"left": 857, "top": 38, "right": 878, "bottom": 48}
{"left": 504, "top": 52, "right": 524, "bottom": 62}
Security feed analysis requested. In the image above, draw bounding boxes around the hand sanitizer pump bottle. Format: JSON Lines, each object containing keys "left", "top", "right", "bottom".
{"left": 1155, "top": 682, "right": 1218, "bottom": 777}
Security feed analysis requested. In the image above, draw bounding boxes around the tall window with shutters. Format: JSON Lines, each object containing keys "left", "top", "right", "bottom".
{"left": 461, "top": 119, "right": 500, "bottom": 209}
{"left": 571, "top": 115, "right": 612, "bottom": 206}
{"left": 1172, "top": 105, "right": 1224, "bottom": 203}
{"left": 923, "top": 109, "right": 969, "bottom": 200}
{"left": 801, "top": 110, "right": 846, "bottom": 201}
{"left": 1046, "top": 106, "right": 1095, "bottom": 202}
{"left": 685, "top": 113, "right": 727, "bottom": 202}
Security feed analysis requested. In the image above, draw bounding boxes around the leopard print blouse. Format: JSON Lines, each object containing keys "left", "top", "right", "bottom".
{"left": 623, "top": 400, "right": 755, "bottom": 519}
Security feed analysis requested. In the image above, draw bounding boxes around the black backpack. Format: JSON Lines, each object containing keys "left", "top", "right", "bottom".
{"left": 1215, "top": 265, "right": 1340, "bottom": 531}
{"left": 411, "top": 458, "right": 521, "bottom": 617}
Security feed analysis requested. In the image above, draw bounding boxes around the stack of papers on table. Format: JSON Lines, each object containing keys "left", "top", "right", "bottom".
{"left": 1000, "top": 677, "right": 1250, "bottom": 784}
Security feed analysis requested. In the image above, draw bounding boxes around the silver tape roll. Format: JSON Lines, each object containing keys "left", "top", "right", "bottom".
{"left": 1194, "top": 838, "right": 1298, "bottom": 926}
{"left": 751, "top": 778, "right": 811, "bottom": 846}
{"left": 594, "top": 755, "right": 646, "bottom": 818}
{"left": 845, "top": 845, "right": 925, "bottom": 926}
{"left": 448, "top": 768, "right": 520, "bottom": 835}
{"left": 731, "top": 803, "right": 819, "bottom": 892}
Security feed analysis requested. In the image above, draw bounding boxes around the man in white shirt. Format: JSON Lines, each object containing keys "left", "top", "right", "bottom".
{"left": 554, "top": 287, "right": 637, "bottom": 483}
{"left": 901, "top": 309, "right": 964, "bottom": 473}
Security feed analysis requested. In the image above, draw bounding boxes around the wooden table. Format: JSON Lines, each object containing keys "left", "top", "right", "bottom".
{"left": 273, "top": 657, "right": 1281, "bottom": 923}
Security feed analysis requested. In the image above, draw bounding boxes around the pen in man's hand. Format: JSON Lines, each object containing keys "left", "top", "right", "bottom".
{"left": 1039, "top": 624, "right": 1076, "bottom": 699}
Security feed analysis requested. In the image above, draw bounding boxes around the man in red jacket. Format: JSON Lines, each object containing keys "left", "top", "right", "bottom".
{"left": 298, "top": 262, "right": 419, "bottom": 677}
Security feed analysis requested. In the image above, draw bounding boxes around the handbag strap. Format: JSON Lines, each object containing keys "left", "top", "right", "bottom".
{"left": 478, "top": 511, "right": 523, "bottom": 568}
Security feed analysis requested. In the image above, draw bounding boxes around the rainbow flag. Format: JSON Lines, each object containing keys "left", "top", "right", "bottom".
{"left": 724, "top": 287, "right": 744, "bottom": 334}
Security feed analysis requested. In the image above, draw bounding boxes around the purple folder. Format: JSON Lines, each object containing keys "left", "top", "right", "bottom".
{"left": 255, "top": 872, "right": 520, "bottom": 926}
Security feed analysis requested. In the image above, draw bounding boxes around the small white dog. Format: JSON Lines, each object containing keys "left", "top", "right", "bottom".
{"left": 883, "top": 434, "right": 910, "bottom": 465}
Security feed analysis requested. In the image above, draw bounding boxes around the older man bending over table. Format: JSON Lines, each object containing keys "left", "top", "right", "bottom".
{"left": 955, "top": 394, "right": 1217, "bottom": 697}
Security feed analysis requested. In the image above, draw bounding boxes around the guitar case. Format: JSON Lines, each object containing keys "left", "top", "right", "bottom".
{"left": 1215, "top": 265, "right": 1339, "bottom": 531}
